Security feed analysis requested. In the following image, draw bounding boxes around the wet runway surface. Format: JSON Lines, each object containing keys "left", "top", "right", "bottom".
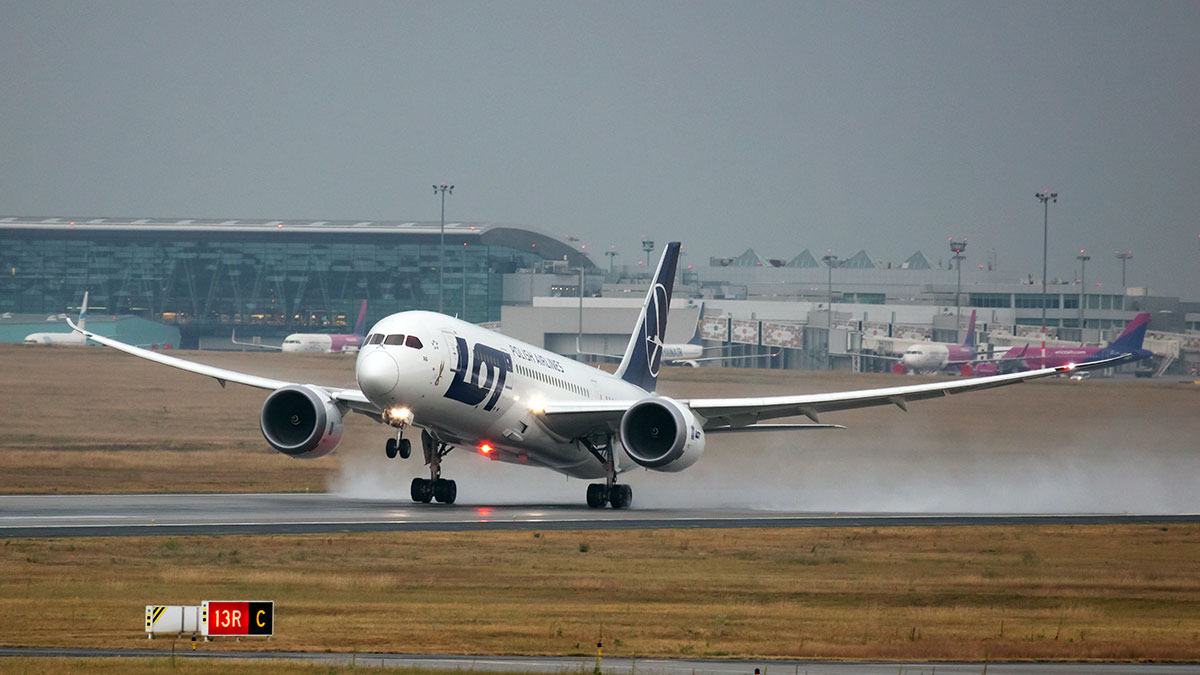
{"left": 2, "top": 493, "right": 1198, "bottom": 538}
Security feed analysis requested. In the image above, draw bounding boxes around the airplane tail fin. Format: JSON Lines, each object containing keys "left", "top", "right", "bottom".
{"left": 79, "top": 291, "right": 88, "bottom": 333}
{"left": 1096, "top": 312, "right": 1150, "bottom": 358}
{"left": 353, "top": 300, "right": 368, "bottom": 336}
{"left": 962, "top": 309, "right": 977, "bottom": 348}
{"left": 615, "top": 242, "right": 681, "bottom": 391}
{"left": 688, "top": 302, "right": 705, "bottom": 346}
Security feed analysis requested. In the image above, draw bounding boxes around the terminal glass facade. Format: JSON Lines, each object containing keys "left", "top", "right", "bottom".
{"left": 1, "top": 227, "right": 559, "bottom": 345}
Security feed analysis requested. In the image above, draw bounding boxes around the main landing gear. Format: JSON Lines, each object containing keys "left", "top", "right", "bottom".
{"left": 411, "top": 429, "right": 456, "bottom": 504}
{"left": 580, "top": 435, "right": 632, "bottom": 509}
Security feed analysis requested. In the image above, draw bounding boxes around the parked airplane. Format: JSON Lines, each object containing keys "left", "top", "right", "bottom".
{"left": 577, "top": 303, "right": 772, "bottom": 366}
{"left": 877, "top": 310, "right": 989, "bottom": 375}
{"left": 24, "top": 292, "right": 88, "bottom": 345}
{"left": 997, "top": 313, "right": 1152, "bottom": 371}
{"left": 68, "top": 244, "right": 1126, "bottom": 509}
{"left": 233, "top": 301, "right": 368, "bottom": 353}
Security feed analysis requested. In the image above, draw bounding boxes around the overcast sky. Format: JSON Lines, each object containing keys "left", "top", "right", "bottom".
{"left": 3, "top": 1, "right": 1197, "bottom": 296}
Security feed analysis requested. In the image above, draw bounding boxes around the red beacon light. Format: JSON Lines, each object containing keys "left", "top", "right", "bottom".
{"left": 479, "top": 443, "right": 493, "bottom": 455}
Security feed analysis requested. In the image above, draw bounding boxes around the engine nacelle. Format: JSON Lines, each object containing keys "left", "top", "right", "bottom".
{"left": 259, "top": 385, "right": 344, "bottom": 459}
{"left": 618, "top": 397, "right": 706, "bottom": 472}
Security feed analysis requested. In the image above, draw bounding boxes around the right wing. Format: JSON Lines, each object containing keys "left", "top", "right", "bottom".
{"left": 537, "top": 355, "right": 1130, "bottom": 437}
{"left": 68, "top": 319, "right": 378, "bottom": 416}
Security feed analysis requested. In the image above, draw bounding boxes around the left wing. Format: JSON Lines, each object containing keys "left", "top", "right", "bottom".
{"left": 67, "top": 319, "right": 378, "bottom": 416}
{"left": 537, "top": 355, "right": 1129, "bottom": 437}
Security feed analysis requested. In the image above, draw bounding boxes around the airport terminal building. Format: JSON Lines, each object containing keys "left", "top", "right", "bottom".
{"left": 0, "top": 216, "right": 595, "bottom": 347}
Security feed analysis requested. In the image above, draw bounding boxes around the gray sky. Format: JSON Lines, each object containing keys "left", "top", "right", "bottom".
{"left": 3, "top": 1, "right": 1198, "bottom": 296}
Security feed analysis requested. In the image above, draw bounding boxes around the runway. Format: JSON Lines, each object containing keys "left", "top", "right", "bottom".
{"left": 2, "top": 493, "right": 1197, "bottom": 538}
{"left": 2, "top": 647, "right": 1197, "bottom": 675}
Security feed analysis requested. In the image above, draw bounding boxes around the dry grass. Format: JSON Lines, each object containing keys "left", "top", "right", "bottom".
{"left": 0, "top": 658, "right": 465, "bottom": 674}
{"left": 2, "top": 343, "right": 1197, "bottom": 496}
{"left": 3, "top": 526, "right": 1200, "bottom": 661}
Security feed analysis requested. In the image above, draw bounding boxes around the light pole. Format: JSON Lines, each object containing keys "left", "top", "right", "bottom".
{"left": 1035, "top": 190, "right": 1058, "bottom": 336}
{"left": 950, "top": 238, "right": 967, "bottom": 338}
{"left": 1115, "top": 250, "right": 1133, "bottom": 287}
{"left": 822, "top": 253, "right": 840, "bottom": 327}
{"left": 605, "top": 248, "right": 619, "bottom": 276}
{"left": 1077, "top": 249, "right": 1090, "bottom": 334}
{"left": 433, "top": 182, "right": 454, "bottom": 313}
{"left": 641, "top": 240, "right": 655, "bottom": 268}
{"left": 822, "top": 253, "right": 839, "bottom": 371}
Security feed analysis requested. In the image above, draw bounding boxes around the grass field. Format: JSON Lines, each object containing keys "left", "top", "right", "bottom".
{"left": 3, "top": 343, "right": 1197, "bottom": 501}
{"left": 4, "top": 525, "right": 1200, "bottom": 661}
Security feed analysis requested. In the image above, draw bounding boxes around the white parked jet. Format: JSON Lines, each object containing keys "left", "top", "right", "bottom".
{"left": 68, "top": 244, "right": 1125, "bottom": 508}
{"left": 25, "top": 292, "right": 89, "bottom": 345}
{"left": 577, "top": 302, "right": 775, "bottom": 367}
{"left": 232, "top": 300, "right": 368, "bottom": 353}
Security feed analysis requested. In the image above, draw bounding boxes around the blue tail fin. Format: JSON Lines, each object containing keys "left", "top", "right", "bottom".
{"left": 962, "top": 309, "right": 977, "bottom": 348}
{"left": 615, "top": 242, "right": 681, "bottom": 391}
{"left": 688, "top": 302, "right": 705, "bottom": 346}
{"left": 1094, "top": 312, "right": 1150, "bottom": 359}
{"left": 353, "top": 300, "right": 368, "bottom": 336}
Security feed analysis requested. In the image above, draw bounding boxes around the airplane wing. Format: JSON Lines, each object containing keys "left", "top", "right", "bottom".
{"left": 677, "top": 352, "right": 780, "bottom": 364}
{"left": 536, "top": 355, "right": 1129, "bottom": 437}
{"left": 67, "top": 319, "right": 379, "bottom": 416}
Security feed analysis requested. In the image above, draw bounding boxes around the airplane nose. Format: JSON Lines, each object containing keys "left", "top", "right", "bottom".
{"left": 356, "top": 350, "right": 400, "bottom": 399}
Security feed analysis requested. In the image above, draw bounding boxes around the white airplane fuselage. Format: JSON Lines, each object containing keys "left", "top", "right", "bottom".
{"left": 23, "top": 331, "right": 87, "bottom": 345}
{"left": 280, "top": 333, "right": 362, "bottom": 353}
{"left": 355, "top": 311, "right": 646, "bottom": 479}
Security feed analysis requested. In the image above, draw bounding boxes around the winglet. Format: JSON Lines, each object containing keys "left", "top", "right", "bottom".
{"left": 78, "top": 291, "right": 88, "bottom": 333}
{"left": 614, "top": 242, "right": 681, "bottom": 391}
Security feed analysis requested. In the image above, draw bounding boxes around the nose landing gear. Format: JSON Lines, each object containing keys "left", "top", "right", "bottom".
{"left": 411, "top": 429, "right": 456, "bottom": 504}
{"left": 384, "top": 435, "right": 411, "bottom": 460}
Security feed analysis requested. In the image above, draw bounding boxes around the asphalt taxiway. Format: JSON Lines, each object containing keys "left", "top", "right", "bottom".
{"left": 2, "top": 493, "right": 1197, "bottom": 538}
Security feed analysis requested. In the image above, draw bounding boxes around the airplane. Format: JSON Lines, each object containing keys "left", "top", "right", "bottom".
{"left": 576, "top": 302, "right": 775, "bottom": 366}
{"left": 67, "top": 243, "right": 1128, "bottom": 509}
{"left": 232, "top": 300, "right": 368, "bottom": 353}
{"left": 874, "top": 310, "right": 993, "bottom": 375}
{"left": 996, "top": 313, "right": 1152, "bottom": 372}
{"left": 24, "top": 292, "right": 89, "bottom": 345}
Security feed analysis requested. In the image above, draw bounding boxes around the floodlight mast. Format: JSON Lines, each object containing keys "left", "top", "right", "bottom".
{"left": 822, "top": 253, "right": 840, "bottom": 370}
{"left": 1115, "top": 250, "right": 1133, "bottom": 287}
{"left": 1035, "top": 191, "right": 1058, "bottom": 336}
{"left": 1077, "top": 250, "right": 1091, "bottom": 333}
{"left": 434, "top": 182, "right": 454, "bottom": 313}
{"left": 950, "top": 239, "right": 967, "bottom": 339}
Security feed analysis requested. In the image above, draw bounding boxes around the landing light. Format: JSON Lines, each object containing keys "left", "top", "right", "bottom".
{"left": 383, "top": 406, "right": 412, "bottom": 424}
{"left": 528, "top": 398, "right": 546, "bottom": 414}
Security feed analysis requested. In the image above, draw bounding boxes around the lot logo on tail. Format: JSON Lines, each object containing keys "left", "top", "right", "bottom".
{"left": 444, "top": 337, "right": 512, "bottom": 412}
{"left": 644, "top": 283, "right": 669, "bottom": 376}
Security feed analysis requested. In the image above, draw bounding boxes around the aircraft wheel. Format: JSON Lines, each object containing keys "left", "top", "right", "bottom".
{"left": 586, "top": 483, "right": 607, "bottom": 509}
{"left": 433, "top": 479, "right": 457, "bottom": 504}
{"left": 411, "top": 478, "right": 433, "bottom": 503}
{"left": 609, "top": 484, "right": 632, "bottom": 510}
{"left": 398, "top": 438, "right": 412, "bottom": 459}
{"left": 385, "top": 438, "right": 398, "bottom": 459}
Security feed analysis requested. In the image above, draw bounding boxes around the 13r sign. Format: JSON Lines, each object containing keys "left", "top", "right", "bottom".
{"left": 201, "top": 600, "right": 273, "bottom": 637}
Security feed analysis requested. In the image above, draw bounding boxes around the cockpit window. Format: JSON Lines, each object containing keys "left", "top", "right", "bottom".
{"left": 366, "top": 333, "right": 385, "bottom": 345}
{"left": 383, "top": 334, "right": 406, "bottom": 346}
{"left": 405, "top": 335, "right": 423, "bottom": 349}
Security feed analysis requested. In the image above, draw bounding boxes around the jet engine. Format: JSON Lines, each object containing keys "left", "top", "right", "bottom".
{"left": 259, "top": 385, "right": 344, "bottom": 459}
{"left": 618, "top": 397, "right": 705, "bottom": 472}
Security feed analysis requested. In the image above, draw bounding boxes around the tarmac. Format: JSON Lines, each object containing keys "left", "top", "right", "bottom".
{"left": 2, "top": 492, "right": 1197, "bottom": 538}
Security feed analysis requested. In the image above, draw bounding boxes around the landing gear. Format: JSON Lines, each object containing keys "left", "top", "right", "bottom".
{"left": 384, "top": 435, "right": 411, "bottom": 460}
{"left": 581, "top": 435, "right": 632, "bottom": 509}
{"left": 410, "top": 429, "right": 456, "bottom": 504}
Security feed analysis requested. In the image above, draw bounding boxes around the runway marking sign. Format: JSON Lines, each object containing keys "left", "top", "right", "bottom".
{"left": 201, "top": 600, "right": 273, "bottom": 637}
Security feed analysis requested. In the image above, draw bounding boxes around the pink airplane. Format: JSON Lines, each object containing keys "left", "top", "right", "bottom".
{"left": 233, "top": 300, "right": 368, "bottom": 353}
{"left": 996, "top": 312, "right": 1152, "bottom": 372}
